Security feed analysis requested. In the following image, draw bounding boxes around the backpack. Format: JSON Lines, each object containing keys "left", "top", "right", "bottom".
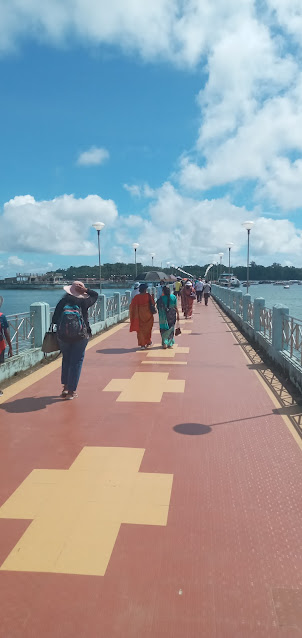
{"left": 57, "top": 304, "right": 86, "bottom": 342}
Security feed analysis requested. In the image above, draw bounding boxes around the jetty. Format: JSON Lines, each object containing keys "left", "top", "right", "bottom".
{"left": 0, "top": 299, "right": 301, "bottom": 637}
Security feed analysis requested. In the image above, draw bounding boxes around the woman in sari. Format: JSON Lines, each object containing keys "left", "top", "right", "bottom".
{"left": 157, "top": 286, "right": 179, "bottom": 349}
{"left": 181, "top": 281, "right": 196, "bottom": 318}
{"left": 129, "top": 283, "right": 155, "bottom": 348}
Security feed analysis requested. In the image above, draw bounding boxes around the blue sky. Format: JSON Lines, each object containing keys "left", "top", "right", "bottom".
{"left": 1, "top": 0, "right": 302, "bottom": 276}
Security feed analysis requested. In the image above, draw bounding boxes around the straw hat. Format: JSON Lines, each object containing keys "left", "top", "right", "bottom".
{"left": 63, "top": 281, "right": 89, "bottom": 298}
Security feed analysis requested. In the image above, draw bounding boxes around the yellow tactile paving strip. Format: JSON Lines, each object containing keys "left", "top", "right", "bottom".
{"left": 103, "top": 372, "right": 185, "bottom": 402}
{"left": 146, "top": 344, "right": 190, "bottom": 358}
{"left": 0, "top": 447, "right": 173, "bottom": 576}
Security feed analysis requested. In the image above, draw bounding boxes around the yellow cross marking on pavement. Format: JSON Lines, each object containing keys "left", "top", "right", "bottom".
{"left": 0, "top": 447, "right": 173, "bottom": 576}
{"left": 142, "top": 361, "right": 187, "bottom": 366}
{"left": 103, "top": 372, "right": 185, "bottom": 402}
{"left": 146, "top": 344, "right": 189, "bottom": 359}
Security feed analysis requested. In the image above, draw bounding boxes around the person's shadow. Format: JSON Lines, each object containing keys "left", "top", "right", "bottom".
{"left": 0, "top": 396, "right": 62, "bottom": 413}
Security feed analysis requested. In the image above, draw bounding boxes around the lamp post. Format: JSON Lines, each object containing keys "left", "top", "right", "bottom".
{"left": 92, "top": 222, "right": 105, "bottom": 293}
{"left": 242, "top": 221, "right": 254, "bottom": 293}
{"left": 218, "top": 252, "right": 224, "bottom": 282}
{"left": 150, "top": 253, "right": 155, "bottom": 268}
{"left": 133, "top": 243, "right": 139, "bottom": 278}
{"left": 226, "top": 243, "right": 234, "bottom": 286}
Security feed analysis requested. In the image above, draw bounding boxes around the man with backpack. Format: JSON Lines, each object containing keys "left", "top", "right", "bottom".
{"left": 0, "top": 296, "right": 13, "bottom": 397}
{"left": 52, "top": 281, "right": 98, "bottom": 400}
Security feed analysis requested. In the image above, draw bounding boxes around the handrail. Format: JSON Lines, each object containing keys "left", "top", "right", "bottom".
{"left": 6, "top": 312, "right": 35, "bottom": 355}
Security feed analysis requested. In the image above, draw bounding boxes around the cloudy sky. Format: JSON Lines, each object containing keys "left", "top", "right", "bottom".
{"left": 1, "top": 0, "right": 302, "bottom": 276}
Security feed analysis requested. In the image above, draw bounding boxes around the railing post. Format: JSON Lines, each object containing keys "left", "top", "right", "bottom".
{"left": 100, "top": 294, "right": 106, "bottom": 321}
{"left": 254, "top": 297, "right": 265, "bottom": 332}
{"left": 272, "top": 303, "right": 289, "bottom": 351}
{"left": 125, "top": 290, "right": 131, "bottom": 308}
{"left": 235, "top": 290, "right": 242, "bottom": 315}
{"left": 30, "top": 302, "right": 50, "bottom": 348}
{"left": 114, "top": 293, "right": 121, "bottom": 320}
{"left": 243, "top": 294, "right": 251, "bottom": 322}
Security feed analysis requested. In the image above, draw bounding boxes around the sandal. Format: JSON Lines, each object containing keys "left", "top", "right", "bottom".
{"left": 61, "top": 388, "right": 68, "bottom": 398}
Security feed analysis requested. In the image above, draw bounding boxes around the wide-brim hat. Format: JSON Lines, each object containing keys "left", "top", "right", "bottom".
{"left": 63, "top": 281, "right": 89, "bottom": 298}
{"left": 0, "top": 295, "right": 3, "bottom": 309}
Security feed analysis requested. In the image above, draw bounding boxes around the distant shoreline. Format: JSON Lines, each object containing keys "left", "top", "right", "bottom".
{"left": 0, "top": 282, "right": 133, "bottom": 291}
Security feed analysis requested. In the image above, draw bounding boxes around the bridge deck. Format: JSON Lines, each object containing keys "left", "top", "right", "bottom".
{"left": 0, "top": 300, "right": 301, "bottom": 637}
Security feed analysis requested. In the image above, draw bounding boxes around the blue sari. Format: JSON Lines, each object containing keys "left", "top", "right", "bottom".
{"left": 156, "top": 294, "right": 177, "bottom": 346}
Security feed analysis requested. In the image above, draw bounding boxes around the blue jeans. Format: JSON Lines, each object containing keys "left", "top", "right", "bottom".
{"left": 59, "top": 338, "right": 88, "bottom": 393}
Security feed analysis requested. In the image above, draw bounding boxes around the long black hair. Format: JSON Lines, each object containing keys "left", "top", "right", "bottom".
{"left": 162, "top": 285, "right": 171, "bottom": 308}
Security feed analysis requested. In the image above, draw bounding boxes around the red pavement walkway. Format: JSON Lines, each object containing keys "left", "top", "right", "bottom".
{"left": 0, "top": 300, "right": 301, "bottom": 637}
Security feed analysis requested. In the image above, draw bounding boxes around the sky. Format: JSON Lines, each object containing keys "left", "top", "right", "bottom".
{"left": 1, "top": 0, "right": 302, "bottom": 276}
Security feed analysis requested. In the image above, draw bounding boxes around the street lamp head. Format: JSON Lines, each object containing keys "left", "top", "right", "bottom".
{"left": 150, "top": 252, "right": 155, "bottom": 257}
{"left": 132, "top": 243, "right": 139, "bottom": 249}
{"left": 226, "top": 242, "right": 234, "bottom": 248}
{"left": 242, "top": 221, "right": 254, "bottom": 231}
{"left": 218, "top": 252, "right": 224, "bottom": 257}
{"left": 92, "top": 222, "right": 105, "bottom": 232}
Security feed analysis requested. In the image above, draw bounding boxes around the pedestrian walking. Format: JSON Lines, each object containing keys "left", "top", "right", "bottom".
{"left": 181, "top": 281, "right": 196, "bottom": 318}
{"left": 157, "top": 285, "right": 179, "bottom": 349}
{"left": 156, "top": 280, "right": 165, "bottom": 300}
{"left": 195, "top": 278, "right": 204, "bottom": 303}
{"left": 131, "top": 282, "right": 140, "bottom": 300}
{"left": 203, "top": 281, "right": 211, "bottom": 306}
{"left": 0, "top": 296, "right": 13, "bottom": 397}
{"left": 129, "top": 283, "right": 155, "bottom": 349}
{"left": 52, "top": 281, "right": 98, "bottom": 400}
{"left": 174, "top": 277, "right": 182, "bottom": 297}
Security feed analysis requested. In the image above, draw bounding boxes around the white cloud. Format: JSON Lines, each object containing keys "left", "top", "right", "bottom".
{"left": 7, "top": 256, "right": 25, "bottom": 267}
{"left": 123, "top": 183, "right": 155, "bottom": 198}
{"left": 0, "top": 194, "right": 118, "bottom": 255}
{"left": 77, "top": 146, "right": 109, "bottom": 166}
{"left": 113, "top": 182, "right": 302, "bottom": 266}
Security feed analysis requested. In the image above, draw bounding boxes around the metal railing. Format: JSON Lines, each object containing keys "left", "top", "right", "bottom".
{"left": 88, "top": 298, "right": 102, "bottom": 324}
{"left": 121, "top": 293, "right": 129, "bottom": 312}
{"left": 6, "top": 312, "right": 35, "bottom": 355}
{"left": 247, "top": 302, "right": 254, "bottom": 327}
{"left": 282, "top": 315, "right": 302, "bottom": 365}
{"left": 259, "top": 307, "right": 272, "bottom": 341}
{"left": 238, "top": 296, "right": 243, "bottom": 318}
{"left": 106, "top": 296, "right": 115, "bottom": 317}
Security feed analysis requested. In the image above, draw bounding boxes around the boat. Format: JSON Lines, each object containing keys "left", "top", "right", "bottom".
{"left": 283, "top": 285, "right": 290, "bottom": 289}
{"left": 218, "top": 273, "right": 240, "bottom": 287}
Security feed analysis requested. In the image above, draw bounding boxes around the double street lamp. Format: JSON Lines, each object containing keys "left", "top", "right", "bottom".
{"left": 133, "top": 243, "right": 139, "bottom": 278}
{"left": 242, "top": 221, "right": 254, "bottom": 293}
{"left": 92, "top": 222, "right": 105, "bottom": 293}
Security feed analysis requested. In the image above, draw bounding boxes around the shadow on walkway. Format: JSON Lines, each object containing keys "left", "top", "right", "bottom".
{"left": 173, "top": 423, "right": 212, "bottom": 436}
{"left": 0, "top": 396, "right": 62, "bottom": 413}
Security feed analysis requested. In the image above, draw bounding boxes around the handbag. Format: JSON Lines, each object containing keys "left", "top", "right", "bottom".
{"left": 175, "top": 320, "right": 181, "bottom": 336}
{"left": 149, "top": 294, "right": 157, "bottom": 314}
{"left": 42, "top": 325, "right": 60, "bottom": 354}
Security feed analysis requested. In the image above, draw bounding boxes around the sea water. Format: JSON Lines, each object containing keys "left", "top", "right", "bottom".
{"left": 247, "top": 283, "right": 302, "bottom": 319}
{"left": 0, "top": 288, "right": 129, "bottom": 317}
